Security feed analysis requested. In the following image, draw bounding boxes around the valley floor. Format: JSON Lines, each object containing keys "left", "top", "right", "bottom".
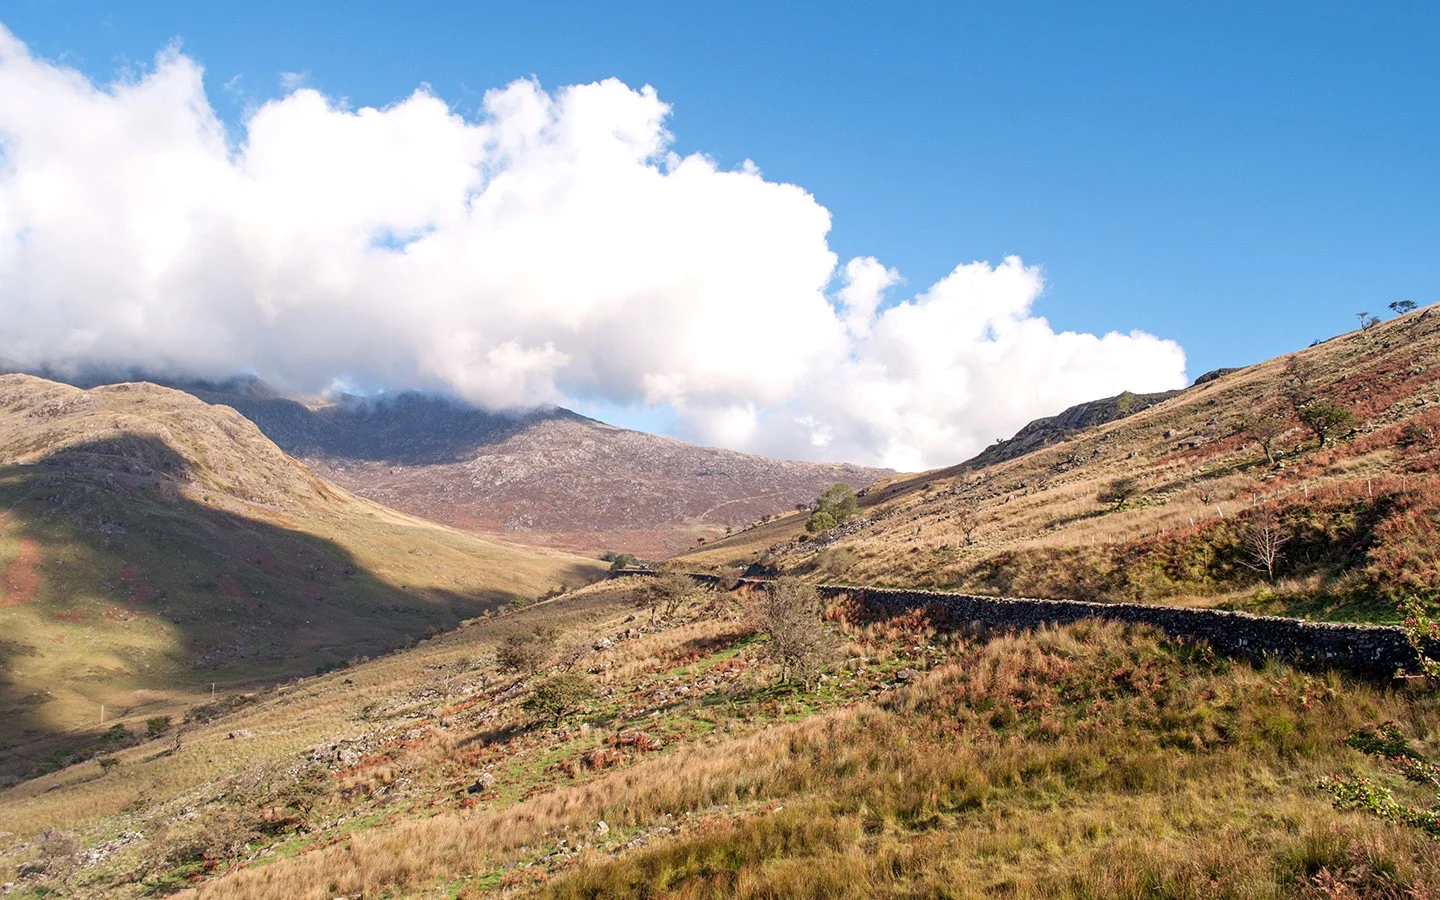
{"left": 3, "top": 578, "right": 1440, "bottom": 898}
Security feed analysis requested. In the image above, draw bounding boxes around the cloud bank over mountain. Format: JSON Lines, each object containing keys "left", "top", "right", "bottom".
{"left": 0, "top": 27, "right": 1186, "bottom": 469}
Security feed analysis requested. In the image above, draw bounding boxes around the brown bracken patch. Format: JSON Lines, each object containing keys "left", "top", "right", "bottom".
{"left": 1, "top": 538, "right": 40, "bottom": 607}
{"left": 120, "top": 563, "right": 159, "bottom": 603}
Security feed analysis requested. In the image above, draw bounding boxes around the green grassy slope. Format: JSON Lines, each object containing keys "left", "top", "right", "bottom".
{"left": 0, "top": 375, "right": 604, "bottom": 780}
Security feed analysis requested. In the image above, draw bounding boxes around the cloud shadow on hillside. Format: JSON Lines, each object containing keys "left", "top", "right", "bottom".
{"left": 0, "top": 434, "right": 598, "bottom": 781}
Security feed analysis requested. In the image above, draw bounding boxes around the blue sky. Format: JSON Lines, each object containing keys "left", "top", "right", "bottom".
{"left": 2, "top": 2, "right": 1437, "bottom": 465}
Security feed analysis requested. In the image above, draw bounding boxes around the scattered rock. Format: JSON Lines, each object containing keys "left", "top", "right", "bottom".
{"left": 227, "top": 729, "right": 254, "bottom": 739}
{"left": 466, "top": 772, "right": 496, "bottom": 794}
{"left": 896, "top": 668, "right": 920, "bottom": 682}
{"left": 593, "top": 820, "right": 610, "bottom": 837}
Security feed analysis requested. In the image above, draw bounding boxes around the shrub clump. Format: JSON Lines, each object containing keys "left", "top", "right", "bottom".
{"left": 497, "top": 627, "right": 557, "bottom": 674}
{"left": 523, "top": 673, "right": 600, "bottom": 725}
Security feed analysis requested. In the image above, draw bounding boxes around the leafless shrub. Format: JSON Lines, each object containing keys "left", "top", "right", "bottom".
{"left": 754, "top": 578, "right": 831, "bottom": 689}
{"left": 556, "top": 642, "right": 589, "bottom": 671}
{"left": 1240, "top": 507, "right": 1290, "bottom": 583}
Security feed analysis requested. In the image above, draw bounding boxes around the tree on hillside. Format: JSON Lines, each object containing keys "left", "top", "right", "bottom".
{"left": 805, "top": 510, "right": 836, "bottom": 534}
{"left": 606, "top": 552, "right": 639, "bottom": 573}
{"left": 953, "top": 498, "right": 982, "bottom": 545}
{"left": 756, "top": 578, "right": 830, "bottom": 689}
{"left": 1098, "top": 476, "right": 1140, "bottom": 509}
{"left": 1235, "top": 414, "right": 1287, "bottom": 466}
{"left": 1282, "top": 355, "right": 1317, "bottom": 413}
{"left": 806, "top": 484, "right": 858, "bottom": 533}
{"left": 1298, "top": 399, "right": 1355, "bottom": 447}
{"left": 1390, "top": 300, "right": 1418, "bottom": 315}
{"left": 1240, "top": 507, "right": 1290, "bottom": 583}
{"left": 632, "top": 572, "right": 694, "bottom": 624}
{"left": 1357, "top": 311, "right": 1380, "bottom": 331}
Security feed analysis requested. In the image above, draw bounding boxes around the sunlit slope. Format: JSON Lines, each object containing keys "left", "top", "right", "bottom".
{"left": 3, "top": 580, "right": 1437, "bottom": 897}
{"left": 0, "top": 375, "right": 603, "bottom": 775}
{"left": 683, "top": 305, "right": 1440, "bottom": 622}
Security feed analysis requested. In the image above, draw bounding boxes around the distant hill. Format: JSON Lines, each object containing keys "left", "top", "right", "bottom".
{"left": 172, "top": 379, "right": 892, "bottom": 557}
{"left": 685, "top": 305, "right": 1440, "bottom": 624}
{"left": 0, "top": 375, "right": 603, "bottom": 778}
{"left": 964, "top": 388, "right": 1181, "bottom": 468}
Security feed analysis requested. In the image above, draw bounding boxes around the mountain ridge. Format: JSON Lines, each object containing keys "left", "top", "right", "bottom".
{"left": 161, "top": 379, "right": 894, "bottom": 557}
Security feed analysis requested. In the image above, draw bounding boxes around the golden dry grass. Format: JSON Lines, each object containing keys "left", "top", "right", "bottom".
{"left": 4, "top": 580, "right": 1430, "bottom": 898}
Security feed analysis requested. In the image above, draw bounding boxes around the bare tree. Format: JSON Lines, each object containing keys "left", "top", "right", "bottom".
{"left": 632, "top": 572, "right": 694, "bottom": 624}
{"left": 755, "top": 578, "right": 830, "bottom": 689}
{"left": 1282, "top": 355, "right": 1317, "bottom": 413}
{"left": 1240, "top": 507, "right": 1290, "bottom": 583}
{"left": 1235, "top": 414, "right": 1287, "bottom": 465}
{"left": 953, "top": 498, "right": 981, "bottom": 545}
{"left": 555, "top": 641, "right": 589, "bottom": 671}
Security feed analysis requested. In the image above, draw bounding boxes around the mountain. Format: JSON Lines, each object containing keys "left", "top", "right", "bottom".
{"left": 685, "top": 304, "right": 1440, "bottom": 624}
{"left": 0, "top": 375, "right": 603, "bottom": 778}
{"left": 172, "top": 379, "right": 892, "bottom": 557}
{"left": 6, "top": 319, "right": 1440, "bottom": 898}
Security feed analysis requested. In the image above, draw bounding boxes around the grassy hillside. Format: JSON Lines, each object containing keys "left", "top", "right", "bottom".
{"left": 3, "top": 578, "right": 1438, "bottom": 897}
{"left": 0, "top": 376, "right": 604, "bottom": 781}
{"left": 684, "top": 305, "right": 1440, "bottom": 624}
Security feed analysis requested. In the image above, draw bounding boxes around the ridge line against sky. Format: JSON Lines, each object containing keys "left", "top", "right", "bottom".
{"left": 1, "top": 3, "right": 1435, "bottom": 470}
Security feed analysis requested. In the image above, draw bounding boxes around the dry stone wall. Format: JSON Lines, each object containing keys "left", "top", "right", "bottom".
{"left": 612, "top": 571, "right": 1427, "bottom": 677}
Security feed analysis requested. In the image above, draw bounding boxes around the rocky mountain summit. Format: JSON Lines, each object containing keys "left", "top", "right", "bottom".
{"left": 177, "top": 379, "right": 892, "bottom": 556}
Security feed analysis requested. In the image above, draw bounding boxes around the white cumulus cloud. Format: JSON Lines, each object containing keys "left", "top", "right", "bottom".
{"left": 0, "top": 26, "right": 1187, "bottom": 469}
